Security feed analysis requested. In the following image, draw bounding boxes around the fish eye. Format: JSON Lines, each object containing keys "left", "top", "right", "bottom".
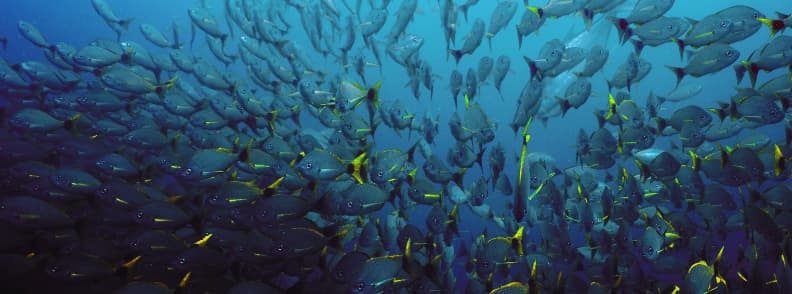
{"left": 101, "top": 187, "right": 109, "bottom": 194}
{"left": 355, "top": 282, "right": 365, "bottom": 292}
{"left": 304, "top": 161, "right": 313, "bottom": 170}
{"left": 264, "top": 143, "right": 273, "bottom": 151}
{"left": 725, "top": 50, "right": 734, "bottom": 57}
{"left": 646, "top": 246, "right": 654, "bottom": 256}
{"left": 531, "top": 177, "right": 538, "bottom": 184}
{"left": 136, "top": 211, "right": 144, "bottom": 219}
{"left": 666, "top": 24, "right": 673, "bottom": 30}
{"left": 346, "top": 201, "right": 353, "bottom": 208}
{"left": 719, "top": 21, "right": 728, "bottom": 28}
{"left": 183, "top": 168, "right": 192, "bottom": 176}
{"left": 376, "top": 170, "right": 384, "bottom": 178}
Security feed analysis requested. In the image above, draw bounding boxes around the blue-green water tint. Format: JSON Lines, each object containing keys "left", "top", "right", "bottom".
{"left": 1, "top": 0, "right": 791, "bottom": 292}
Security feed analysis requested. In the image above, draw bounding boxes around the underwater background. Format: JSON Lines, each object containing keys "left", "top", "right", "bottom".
{"left": 1, "top": 0, "right": 792, "bottom": 293}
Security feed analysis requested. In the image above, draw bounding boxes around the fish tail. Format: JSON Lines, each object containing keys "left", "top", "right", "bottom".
{"left": 604, "top": 92, "right": 617, "bottom": 121}
{"left": 633, "top": 158, "right": 650, "bottom": 181}
{"left": 451, "top": 49, "right": 463, "bottom": 64}
{"left": 583, "top": 9, "right": 593, "bottom": 31}
{"left": 608, "top": 17, "right": 629, "bottom": 44}
{"left": 655, "top": 117, "right": 668, "bottom": 134}
{"left": 688, "top": 150, "right": 700, "bottom": 172}
{"left": 526, "top": 6, "right": 542, "bottom": 18}
{"left": 666, "top": 65, "right": 685, "bottom": 87}
{"left": 63, "top": 113, "right": 82, "bottom": 133}
{"left": 717, "top": 143, "right": 729, "bottom": 168}
{"left": 523, "top": 56, "right": 537, "bottom": 80}
{"left": 461, "top": 6, "right": 470, "bottom": 22}
{"left": 747, "top": 62, "right": 759, "bottom": 88}
{"left": 733, "top": 62, "right": 747, "bottom": 84}
{"left": 674, "top": 38, "right": 686, "bottom": 62}
{"left": 119, "top": 18, "right": 135, "bottom": 31}
{"left": 220, "top": 33, "right": 229, "bottom": 49}
{"left": 348, "top": 151, "right": 368, "bottom": 184}
{"left": 512, "top": 226, "right": 525, "bottom": 256}
{"left": 630, "top": 39, "right": 644, "bottom": 57}
{"left": 516, "top": 29, "right": 523, "bottom": 49}
{"left": 156, "top": 75, "right": 179, "bottom": 96}
{"left": 757, "top": 17, "right": 785, "bottom": 38}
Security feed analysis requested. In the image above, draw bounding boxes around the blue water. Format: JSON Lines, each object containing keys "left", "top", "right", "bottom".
{"left": 1, "top": 0, "right": 791, "bottom": 292}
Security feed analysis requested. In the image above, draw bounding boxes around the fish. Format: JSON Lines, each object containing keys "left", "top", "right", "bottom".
{"left": 458, "top": 0, "right": 481, "bottom": 22}
{"left": 735, "top": 35, "right": 792, "bottom": 87}
{"left": 477, "top": 56, "right": 494, "bottom": 84}
{"left": 675, "top": 14, "right": 733, "bottom": 59}
{"left": 17, "top": 20, "right": 53, "bottom": 51}
{"left": 665, "top": 81, "right": 703, "bottom": 102}
{"left": 492, "top": 55, "right": 511, "bottom": 97}
{"left": 757, "top": 11, "right": 792, "bottom": 37}
{"left": 576, "top": 45, "right": 609, "bottom": 77}
{"left": 450, "top": 69, "right": 463, "bottom": 109}
{"left": 486, "top": 1, "right": 519, "bottom": 50}
{"left": 384, "top": 0, "right": 417, "bottom": 44}
{"left": 1, "top": 1, "right": 792, "bottom": 293}
{"left": 0, "top": 196, "right": 74, "bottom": 229}
{"left": 360, "top": 8, "right": 387, "bottom": 48}
{"left": 523, "top": 39, "right": 565, "bottom": 80}
{"left": 633, "top": 16, "right": 689, "bottom": 43}
{"left": 667, "top": 44, "right": 740, "bottom": 86}
{"left": 188, "top": 8, "right": 229, "bottom": 48}
{"left": 139, "top": 24, "right": 172, "bottom": 48}
{"left": 450, "top": 18, "right": 485, "bottom": 64}
{"left": 91, "top": 0, "right": 134, "bottom": 39}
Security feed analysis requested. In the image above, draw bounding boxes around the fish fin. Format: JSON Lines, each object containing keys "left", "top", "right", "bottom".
{"left": 523, "top": 56, "right": 537, "bottom": 80}
{"left": 630, "top": 39, "right": 644, "bottom": 57}
{"left": 674, "top": 38, "right": 686, "bottom": 62}
{"left": 119, "top": 18, "right": 135, "bottom": 31}
{"left": 347, "top": 151, "right": 369, "bottom": 184}
{"left": 757, "top": 17, "right": 785, "bottom": 37}
{"left": 526, "top": 6, "right": 542, "bottom": 18}
{"left": 774, "top": 144, "right": 786, "bottom": 177}
{"left": 733, "top": 62, "right": 747, "bottom": 84}
{"left": 608, "top": 17, "right": 629, "bottom": 44}
{"left": 557, "top": 97, "right": 571, "bottom": 117}
{"left": 666, "top": 66, "right": 685, "bottom": 87}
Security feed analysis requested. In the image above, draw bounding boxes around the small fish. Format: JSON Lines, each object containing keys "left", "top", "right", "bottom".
{"left": 486, "top": 1, "right": 519, "bottom": 50}
{"left": 450, "top": 18, "right": 485, "bottom": 64}
{"left": 17, "top": 20, "right": 53, "bottom": 50}
{"left": 667, "top": 44, "right": 739, "bottom": 86}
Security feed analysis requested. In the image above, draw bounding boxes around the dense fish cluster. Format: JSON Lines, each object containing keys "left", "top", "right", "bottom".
{"left": 1, "top": 0, "right": 792, "bottom": 293}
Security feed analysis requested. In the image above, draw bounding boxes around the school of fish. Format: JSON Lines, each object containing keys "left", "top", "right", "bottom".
{"left": 1, "top": 0, "right": 792, "bottom": 293}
